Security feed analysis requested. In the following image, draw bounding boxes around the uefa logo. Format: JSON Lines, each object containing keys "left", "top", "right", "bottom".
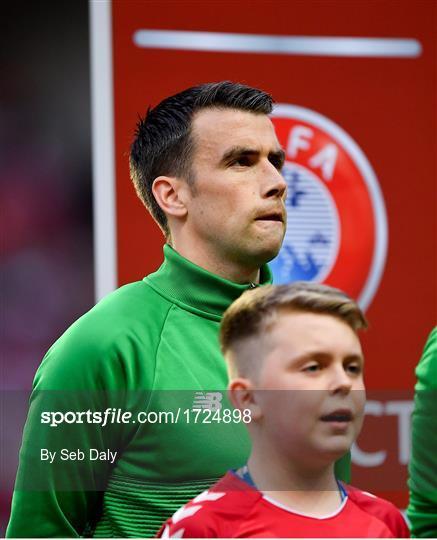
{"left": 270, "top": 105, "right": 388, "bottom": 311}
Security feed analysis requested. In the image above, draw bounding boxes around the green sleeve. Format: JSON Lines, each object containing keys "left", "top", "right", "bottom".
{"left": 407, "top": 327, "right": 437, "bottom": 538}
{"left": 6, "top": 314, "right": 151, "bottom": 538}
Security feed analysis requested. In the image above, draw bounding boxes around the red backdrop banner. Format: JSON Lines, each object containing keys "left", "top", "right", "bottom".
{"left": 109, "top": 0, "right": 436, "bottom": 508}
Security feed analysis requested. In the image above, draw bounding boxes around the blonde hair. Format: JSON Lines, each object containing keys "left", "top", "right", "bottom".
{"left": 220, "top": 282, "right": 367, "bottom": 377}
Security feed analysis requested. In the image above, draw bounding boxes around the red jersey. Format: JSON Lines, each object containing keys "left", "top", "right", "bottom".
{"left": 158, "top": 472, "right": 409, "bottom": 538}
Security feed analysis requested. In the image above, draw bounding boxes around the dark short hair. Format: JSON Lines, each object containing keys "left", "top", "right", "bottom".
{"left": 220, "top": 282, "right": 367, "bottom": 376}
{"left": 129, "top": 81, "right": 274, "bottom": 238}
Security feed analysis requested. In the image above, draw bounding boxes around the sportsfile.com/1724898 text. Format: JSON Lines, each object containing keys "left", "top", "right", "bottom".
{"left": 40, "top": 407, "right": 252, "bottom": 427}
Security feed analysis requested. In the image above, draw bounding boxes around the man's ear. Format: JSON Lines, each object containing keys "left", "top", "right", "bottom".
{"left": 152, "top": 176, "right": 189, "bottom": 218}
{"left": 228, "top": 378, "right": 262, "bottom": 421}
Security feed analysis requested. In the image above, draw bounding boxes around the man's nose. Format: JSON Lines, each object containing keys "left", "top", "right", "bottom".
{"left": 263, "top": 163, "right": 287, "bottom": 199}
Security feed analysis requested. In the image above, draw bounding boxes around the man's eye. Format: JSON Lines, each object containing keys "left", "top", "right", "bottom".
{"left": 231, "top": 156, "right": 252, "bottom": 167}
{"left": 269, "top": 156, "right": 284, "bottom": 170}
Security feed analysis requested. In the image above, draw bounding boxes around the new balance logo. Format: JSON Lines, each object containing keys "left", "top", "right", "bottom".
{"left": 192, "top": 392, "right": 223, "bottom": 411}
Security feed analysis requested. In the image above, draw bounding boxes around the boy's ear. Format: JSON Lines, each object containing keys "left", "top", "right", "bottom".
{"left": 152, "top": 176, "right": 189, "bottom": 218}
{"left": 228, "top": 378, "right": 262, "bottom": 421}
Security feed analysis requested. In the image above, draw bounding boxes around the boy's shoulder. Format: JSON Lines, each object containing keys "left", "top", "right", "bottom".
{"left": 158, "top": 478, "right": 410, "bottom": 539}
{"left": 345, "top": 483, "right": 410, "bottom": 537}
{"left": 158, "top": 472, "right": 260, "bottom": 538}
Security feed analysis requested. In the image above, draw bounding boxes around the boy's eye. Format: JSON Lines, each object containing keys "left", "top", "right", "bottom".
{"left": 303, "top": 363, "right": 320, "bottom": 373}
{"left": 346, "top": 363, "right": 362, "bottom": 375}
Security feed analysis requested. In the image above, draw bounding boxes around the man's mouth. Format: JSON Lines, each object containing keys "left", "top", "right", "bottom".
{"left": 255, "top": 212, "right": 284, "bottom": 223}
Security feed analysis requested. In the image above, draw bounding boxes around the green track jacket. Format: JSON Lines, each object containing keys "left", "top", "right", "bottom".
{"left": 407, "top": 327, "right": 437, "bottom": 537}
{"left": 7, "top": 245, "right": 350, "bottom": 537}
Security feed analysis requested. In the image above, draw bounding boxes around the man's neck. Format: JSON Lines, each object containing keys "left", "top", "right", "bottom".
{"left": 170, "top": 241, "right": 261, "bottom": 284}
{"left": 247, "top": 449, "right": 343, "bottom": 517}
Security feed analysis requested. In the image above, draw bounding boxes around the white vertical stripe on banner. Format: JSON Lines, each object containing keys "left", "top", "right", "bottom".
{"left": 89, "top": 0, "right": 117, "bottom": 301}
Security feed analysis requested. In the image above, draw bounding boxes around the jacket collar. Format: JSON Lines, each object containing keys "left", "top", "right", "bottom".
{"left": 144, "top": 244, "right": 273, "bottom": 320}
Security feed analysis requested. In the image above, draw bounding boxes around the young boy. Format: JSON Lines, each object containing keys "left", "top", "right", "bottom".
{"left": 158, "top": 283, "right": 409, "bottom": 538}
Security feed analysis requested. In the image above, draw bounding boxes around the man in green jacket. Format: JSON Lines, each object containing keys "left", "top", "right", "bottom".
{"left": 407, "top": 327, "right": 437, "bottom": 537}
{"left": 7, "top": 81, "right": 348, "bottom": 537}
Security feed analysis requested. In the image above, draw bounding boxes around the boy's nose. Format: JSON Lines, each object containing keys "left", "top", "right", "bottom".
{"left": 329, "top": 367, "right": 353, "bottom": 395}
